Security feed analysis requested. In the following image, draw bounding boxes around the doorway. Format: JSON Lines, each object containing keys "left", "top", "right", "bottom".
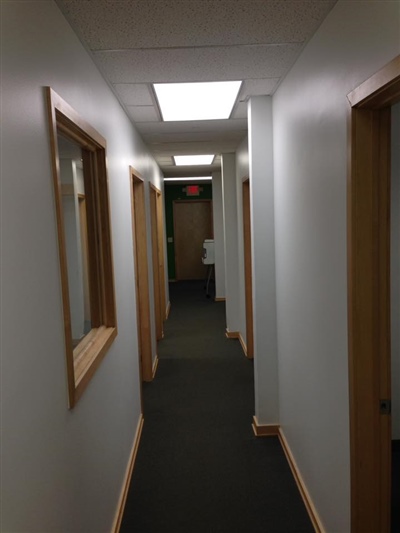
{"left": 347, "top": 55, "right": 400, "bottom": 532}
{"left": 150, "top": 184, "right": 167, "bottom": 341}
{"left": 173, "top": 200, "right": 213, "bottom": 280}
{"left": 391, "top": 101, "right": 400, "bottom": 532}
{"left": 130, "top": 167, "right": 153, "bottom": 382}
{"left": 242, "top": 178, "right": 254, "bottom": 359}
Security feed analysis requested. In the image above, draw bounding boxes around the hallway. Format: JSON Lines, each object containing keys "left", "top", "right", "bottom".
{"left": 120, "top": 281, "right": 313, "bottom": 533}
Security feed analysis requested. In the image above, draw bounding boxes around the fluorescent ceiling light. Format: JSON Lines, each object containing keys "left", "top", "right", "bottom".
{"left": 154, "top": 81, "right": 242, "bottom": 121}
{"left": 174, "top": 155, "right": 214, "bottom": 166}
{"left": 164, "top": 177, "right": 212, "bottom": 182}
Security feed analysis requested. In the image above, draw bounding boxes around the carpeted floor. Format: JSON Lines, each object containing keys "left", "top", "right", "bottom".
{"left": 120, "top": 281, "right": 314, "bottom": 533}
{"left": 393, "top": 440, "right": 400, "bottom": 532}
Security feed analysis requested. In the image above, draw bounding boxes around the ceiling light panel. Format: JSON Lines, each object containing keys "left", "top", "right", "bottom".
{"left": 154, "top": 81, "right": 241, "bottom": 121}
{"left": 174, "top": 155, "right": 214, "bottom": 166}
{"left": 164, "top": 177, "right": 212, "bottom": 182}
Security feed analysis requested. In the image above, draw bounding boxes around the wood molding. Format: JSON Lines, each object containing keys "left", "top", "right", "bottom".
{"left": 278, "top": 428, "right": 326, "bottom": 533}
{"left": 130, "top": 168, "right": 153, "bottom": 383}
{"left": 347, "top": 55, "right": 400, "bottom": 109}
{"left": 166, "top": 301, "right": 171, "bottom": 320}
{"left": 149, "top": 185, "right": 163, "bottom": 341}
{"left": 214, "top": 297, "right": 226, "bottom": 302}
{"left": 46, "top": 87, "right": 117, "bottom": 408}
{"left": 226, "top": 330, "right": 251, "bottom": 360}
{"left": 128, "top": 165, "right": 143, "bottom": 181}
{"left": 252, "top": 416, "right": 279, "bottom": 437}
{"left": 251, "top": 419, "right": 325, "bottom": 532}
{"left": 242, "top": 179, "right": 254, "bottom": 359}
{"left": 150, "top": 182, "right": 161, "bottom": 194}
{"left": 239, "top": 333, "right": 248, "bottom": 358}
{"left": 112, "top": 414, "right": 144, "bottom": 533}
{"left": 225, "top": 329, "right": 239, "bottom": 339}
{"left": 346, "top": 56, "right": 400, "bottom": 532}
{"left": 156, "top": 190, "right": 167, "bottom": 327}
{"left": 152, "top": 356, "right": 159, "bottom": 379}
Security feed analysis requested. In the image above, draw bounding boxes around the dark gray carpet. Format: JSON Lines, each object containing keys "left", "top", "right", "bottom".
{"left": 393, "top": 440, "right": 400, "bottom": 532}
{"left": 120, "top": 281, "right": 314, "bottom": 533}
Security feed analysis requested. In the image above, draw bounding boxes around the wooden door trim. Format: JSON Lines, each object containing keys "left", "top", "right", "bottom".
{"left": 130, "top": 167, "right": 153, "bottom": 383}
{"left": 242, "top": 178, "right": 254, "bottom": 359}
{"left": 151, "top": 184, "right": 167, "bottom": 319}
{"left": 150, "top": 184, "right": 164, "bottom": 340}
{"left": 347, "top": 55, "right": 400, "bottom": 532}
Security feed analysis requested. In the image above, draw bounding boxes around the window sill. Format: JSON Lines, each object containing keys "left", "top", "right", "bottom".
{"left": 72, "top": 325, "right": 117, "bottom": 405}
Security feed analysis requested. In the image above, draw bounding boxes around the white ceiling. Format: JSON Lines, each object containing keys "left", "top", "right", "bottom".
{"left": 56, "top": 0, "right": 337, "bottom": 177}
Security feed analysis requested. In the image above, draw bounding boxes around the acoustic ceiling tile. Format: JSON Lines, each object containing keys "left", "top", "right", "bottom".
{"left": 150, "top": 140, "right": 245, "bottom": 155}
{"left": 126, "top": 106, "right": 159, "bottom": 122}
{"left": 55, "top": 0, "right": 337, "bottom": 175}
{"left": 239, "top": 78, "right": 281, "bottom": 99}
{"left": 231, "top": 102, "right": 247, "bottom": 119}
{"left": 143, "top": 130, "right": 247, "bottom": 143}
{"left": 133, "top": 119, "right": 247, "bottom": 134}
{"left": 113, "top": 83, "right": 154, "bottom": 106}
{"left": 155, "top": 156, "right": 175, "bottom": 166}
{"left": 58, "top": 1, "right": 337, "bottom": 50}
{"left": 93, "top": 44, "right": 302, "bottom": 84}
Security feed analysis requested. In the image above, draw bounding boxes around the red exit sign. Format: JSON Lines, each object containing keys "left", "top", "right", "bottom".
{"left": 186, "top": 185, "right": 200, "bottom": 196}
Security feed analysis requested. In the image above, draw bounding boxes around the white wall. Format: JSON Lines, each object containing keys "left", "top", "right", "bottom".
{"left": 235, "top": 136, "right": 249, "bottom": 344}
{"left": 392, "top": 102, "right": 400, "bottom": 441}
{"left": 221, "top": 153, "right": 240, "bottom": 332}
{"left": 1, "top": 1, "right": 164, "bottom": 531}
{"left": 212, "top": 171, "right": 226, "bottom": 299}
{"left": 248, "top": 96, "right": 279, "bottom": 424}
{"left": 273, "top": 1, "right": 400, "bottom": 531}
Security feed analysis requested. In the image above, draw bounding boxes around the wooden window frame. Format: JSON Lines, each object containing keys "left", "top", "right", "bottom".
{"left": 46, "top": 87, "right": 117, "bottom": 408}
{"left": 347, "top": 56, "right": 400, "bottom": 532}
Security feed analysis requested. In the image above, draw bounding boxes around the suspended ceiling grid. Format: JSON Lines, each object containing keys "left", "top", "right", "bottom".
{"left": 56, "top": 0, "right": 337, "bottom": 177}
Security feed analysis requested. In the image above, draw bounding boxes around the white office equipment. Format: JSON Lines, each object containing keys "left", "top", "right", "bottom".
{"left": 202, "top": 239, "right": 214, "bottom": 298}
{"left": 202, "top": 239, "right": 215, "bottom": 265}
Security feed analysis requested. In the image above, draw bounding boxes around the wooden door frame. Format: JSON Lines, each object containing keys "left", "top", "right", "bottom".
{"left": 347, "top": 55, "right": 400, "bottom": 532}
{"left": 130, "top": 166, "right": 153, "bottom": 383}
{"left": 242, "top": 178, "right": 254, "bottom": 359}
{"left": 150, "top": 184, "right": 166, "bottom": 340}
{"left": 156, "top": 188, "right": 167, "bottom": 320}
{"left": 173, "top": 199, "right": 213, "bottom": 281}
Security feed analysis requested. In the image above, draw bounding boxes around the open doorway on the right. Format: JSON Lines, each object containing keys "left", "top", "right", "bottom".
{"left": 391, "top": 101, "right": 400, "bottom": 533}
{"left": 347, "top": 55, "right": 400, "bottom": 533}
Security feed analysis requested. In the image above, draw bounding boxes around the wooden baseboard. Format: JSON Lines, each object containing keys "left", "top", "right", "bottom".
{"left": 165, "top": 301, "right": 171, "bottom": 320}
{"left": 225, "top": 328, "right": 240, "bottom": 339}
{"left": 278, "top": 428, "right": 325, "bottom": 533}
{"left": 226, "top": 330, "right": 251, "bottom": 360}
{"left": 215, "top": 297, "right": 226, "bottom": 302}
{"left": 251, "top": 419, "right": 324, "bottom": 531}
{"left": 152, "top": 355, "right": 159, "bottom": 379}
{"left": 252, "top": 415, "right": 280, "bottom": 436}
{"left": 112, "top": 414, "right": 144, "bottom": 533}
{"left": 239, "top": 333, "right": 248, "bottom": 357}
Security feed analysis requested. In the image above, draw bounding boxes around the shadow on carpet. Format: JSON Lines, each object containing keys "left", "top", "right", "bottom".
{"left": 120, "top": 281, "right": 314, "bottom": 533}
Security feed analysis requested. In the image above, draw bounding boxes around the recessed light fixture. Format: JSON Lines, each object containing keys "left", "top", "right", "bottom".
{"left": 174, "top": 155, "right": 214, "bottom": 166}
{"left": 153, "top": 81, "right": 242, "bottom": 121}
{"left": 164, "top": 177, "right": 212, "bottom": 182}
